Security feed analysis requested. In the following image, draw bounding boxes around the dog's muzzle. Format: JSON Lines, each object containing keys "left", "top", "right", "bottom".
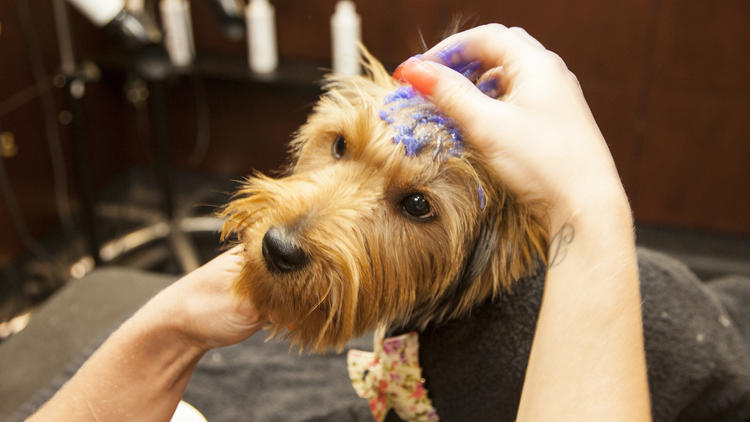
{"left": 262, "top": 226, "right": 309, "bottom": 273}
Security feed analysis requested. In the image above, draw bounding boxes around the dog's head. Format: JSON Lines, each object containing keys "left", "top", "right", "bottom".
{"left": 222, "top": 50, "right": 548, "bottom": 351}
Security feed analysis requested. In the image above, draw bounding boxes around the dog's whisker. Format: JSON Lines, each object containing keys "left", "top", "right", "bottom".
{"left": 302, "top": 277, "right": 334, "bottom": 320}
{"left": 315, "top": 285, "right": 341, "bottom": 349}
{"left": 416, "top": 26, "right": 428, "bottom": 52}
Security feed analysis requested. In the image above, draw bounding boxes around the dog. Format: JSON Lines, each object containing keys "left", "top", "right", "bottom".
{"left": 223, "top": 48, "right": 750, "bottom": 421}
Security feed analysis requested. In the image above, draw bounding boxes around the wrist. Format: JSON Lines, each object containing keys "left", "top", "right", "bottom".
{"left": 132, "top": 291, "right": 209, "bottom": 356}
{"left": 546, "top": 180, "right": 631, "bottom": 236}
{"left": 545, "top": 188, "right": 636, "bottom": 275}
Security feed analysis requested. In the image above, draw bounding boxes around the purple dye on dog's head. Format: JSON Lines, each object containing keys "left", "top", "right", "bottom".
{"left": 378, "top": 110, "right": 394, "bottom": 124}
{"left": 379, "top": 85, "right": 486, "bottom": 210}
{"left": 379, "top": 85, "right": 464, "bottom": 159}
{"left": 384, "top": 85, "right": 418, "bottom": 104}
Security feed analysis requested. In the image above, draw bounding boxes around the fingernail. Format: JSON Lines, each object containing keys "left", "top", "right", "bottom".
{"left": 393, "top": 57, "right": 439, "bottom": 96}
{"left": 392, "top": 61, "right": 407, "bottom": 81}
{"left": 393, "top": 54, "right": 423, "bottom": 81}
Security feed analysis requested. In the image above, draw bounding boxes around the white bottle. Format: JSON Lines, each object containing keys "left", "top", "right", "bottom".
{"left": 331, "top": 0, "right": 361, "bottom": 76}
{"left": 127, "top": 0, "right": 145, "bottom": 14}
{"left": 246, "top": 0, "right": 278, "bottom": 74}
{"left": 160, "top": 0, "right": 196, "bottom": 67}
{"left": 66, "top": 0, "right": 125, "bottom": 27}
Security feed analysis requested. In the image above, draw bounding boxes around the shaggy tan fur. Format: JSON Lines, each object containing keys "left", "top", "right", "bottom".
{"left": 222, "top": 49, "right": 548, "bottom": 352}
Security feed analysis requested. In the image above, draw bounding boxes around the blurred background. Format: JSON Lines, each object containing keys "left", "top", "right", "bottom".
{"left": 1, "top": 0, "right": 749, "bottom": 337}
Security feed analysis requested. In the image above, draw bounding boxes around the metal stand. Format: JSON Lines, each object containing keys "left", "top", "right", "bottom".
{"left": 51, "top": 0, "right": 205, "bottom": 275}
{"left": 66, "top": 77, "right": 101, "bottom": 264}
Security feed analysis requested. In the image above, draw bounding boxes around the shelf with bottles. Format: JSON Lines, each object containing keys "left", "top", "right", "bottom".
{"left": 94, "top": 49, "right": 329, "bottom": 92}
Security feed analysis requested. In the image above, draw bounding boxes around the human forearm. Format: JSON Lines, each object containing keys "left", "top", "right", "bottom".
{"left": 29, "top": 301, "right": 205, "bottom": 422}
{"left": 516, "top": 192, "right": 650, "bottom": 421}
{"left": 394, "top": 24, "right": 653, "bottom": 421}
{"left": 28, "top": 248, "right": 266, "bottom": 421}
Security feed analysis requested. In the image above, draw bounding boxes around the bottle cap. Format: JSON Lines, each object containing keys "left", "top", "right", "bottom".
{"left": 336, "top": 0, "right": 356, "bottom": 15}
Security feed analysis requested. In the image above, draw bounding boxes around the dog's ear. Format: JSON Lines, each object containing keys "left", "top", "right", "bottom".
{"left": 424, "top": 173, "right": 548, "bottom": 325}
{"left": 481, "top": 182, "right": 548, "bottom": 295}
{"left": 455, "top": 174, "right": 548, "bottom": 312}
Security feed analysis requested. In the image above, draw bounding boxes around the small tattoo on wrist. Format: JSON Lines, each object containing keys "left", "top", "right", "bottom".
{"left": 548, "top": 223, "right": 575, "bottom": 267}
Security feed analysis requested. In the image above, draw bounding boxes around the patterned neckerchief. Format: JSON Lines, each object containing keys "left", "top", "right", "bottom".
{"left": 347, "top": 327, "right": 439, "bottom": 421}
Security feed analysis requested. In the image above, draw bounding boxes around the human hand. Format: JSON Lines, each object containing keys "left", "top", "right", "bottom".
{"left": 393, "top": 24, "right": 628, "bottom": 232}
{"left": 28, "top": 246, "right": 267, "bottom": 422}
{"left": 392, "top": 27, "right": 649, "bottom": 421}
{"left": 142, "top": 246, "right": 267, "bottom": 351}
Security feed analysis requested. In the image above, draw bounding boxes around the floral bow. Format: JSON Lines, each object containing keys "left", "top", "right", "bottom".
{"left": 347, "top": 327, "right": 439, "bottom": 421}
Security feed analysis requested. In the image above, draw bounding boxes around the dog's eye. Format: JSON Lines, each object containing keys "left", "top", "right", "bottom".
{"left": 332, "top": 135, "right": 346, "bottom": 159}
{"left": 401, "top": 193, "right": 434, "bottom": 220}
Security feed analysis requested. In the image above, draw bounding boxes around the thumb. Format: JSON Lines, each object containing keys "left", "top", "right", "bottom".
{"left": 393, "top": 57, "right": 517, "bottom": 147}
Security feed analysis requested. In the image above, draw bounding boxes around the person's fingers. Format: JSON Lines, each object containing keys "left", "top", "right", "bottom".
{"left": 508, "top": 26, "right": 545, "bottom": 50}
{"left": 475, "top": 66, "right": 508, "bottom": 99}
{"left": 394, "top": 24, "right": 551, "bottom": 105}
{"left": 188, "top": 245, "right": 244, "bottom": 289}
{"left": 416, "top": 24, "right": 546, "bottom": 76}
{"left": 394, "top": 57, "right": 520, "bottom": 152}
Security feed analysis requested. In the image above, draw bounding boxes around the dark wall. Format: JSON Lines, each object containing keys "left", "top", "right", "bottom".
{"left": 1, "top": 0, "right": 749, "bottom": 268}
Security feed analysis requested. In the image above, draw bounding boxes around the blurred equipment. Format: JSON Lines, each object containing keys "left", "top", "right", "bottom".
{"left": 245, "top": 0, "right": 278, "bottom": 74}
{"left": 331, "top": 0, "right": 361, "bottom": 76}
{"left": 203, "top": 0, "right": 246, "bottom": 40}
{"left": 15, "top": 0, "right": 76, "bottom": 238}
{"left": 64, "top": 0, "right": 160, "bottom": 47}
{"left": 160, "top": 0, "right": 196, "bottom": 67}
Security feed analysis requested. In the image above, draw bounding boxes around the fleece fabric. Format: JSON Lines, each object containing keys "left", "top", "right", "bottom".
{"left": 374, "top": 248, "right": 750, "bottom": 422}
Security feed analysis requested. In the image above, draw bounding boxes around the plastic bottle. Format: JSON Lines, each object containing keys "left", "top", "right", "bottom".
{"left": 331, "top": 0, "right": 361, "bottom": 76}
{"left": 160, "top": 0, "right": 195, "bottom": 67}
{"left": 246, "top": 0, "right": 278, "bottom": 74}
{"left": 66, "top": 0, "right": 125, "bottom": 27}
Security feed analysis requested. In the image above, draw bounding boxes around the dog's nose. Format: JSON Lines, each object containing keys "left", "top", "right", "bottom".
{"left": 262, "top": 226, "right": 308, "bottom": 273}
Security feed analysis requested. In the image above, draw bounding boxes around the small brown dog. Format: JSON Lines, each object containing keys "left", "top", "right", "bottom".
{"left": 222, "top": 49, "right": 547, "bottom": 352}
{"left": 222, "top": 47, "right": 750, "bottom": 421}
